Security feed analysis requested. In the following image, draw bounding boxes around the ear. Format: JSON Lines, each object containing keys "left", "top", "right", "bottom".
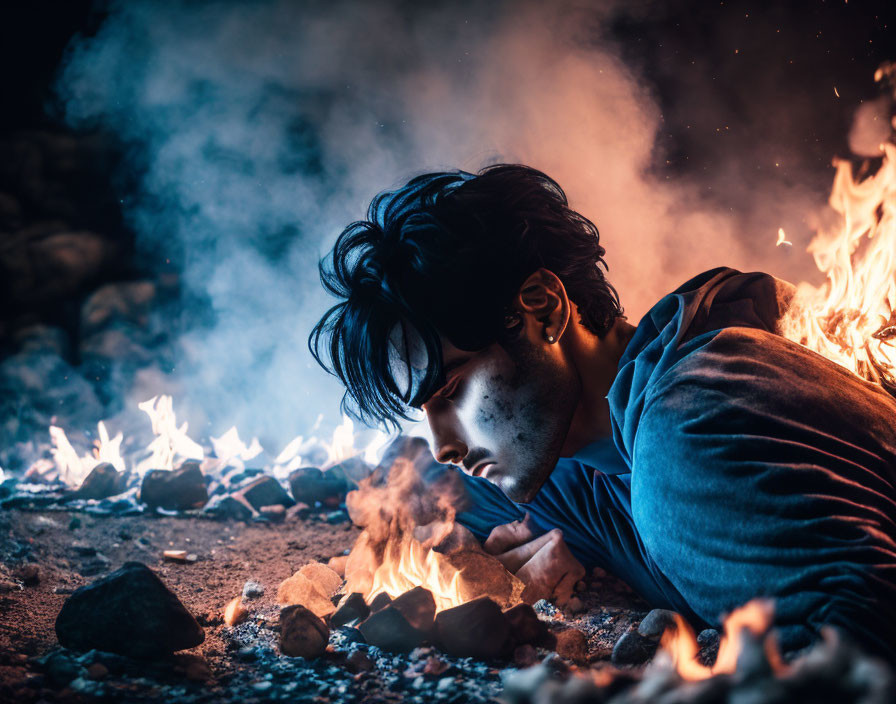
{"left": 514, "top": 269, "right": 571, "bottom": 345}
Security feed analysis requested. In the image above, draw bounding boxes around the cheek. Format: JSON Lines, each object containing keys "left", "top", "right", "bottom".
{"left": 456, "top": 374, "right": 528, "bottom": 445}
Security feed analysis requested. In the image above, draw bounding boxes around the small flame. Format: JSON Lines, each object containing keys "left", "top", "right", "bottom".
{"left": 776, "top": 227, "right": 792, "bottom": 247}
{"left": 45, "top": 421, "right": 125, "bottom": 487}
{"left": 660, "top": 599, "right": 784, "bottom": 680}
{"left": 208, "top": 426, "right": 262, "bottom": 473}
{"left": 135, "top": 395, "right": 205, "bottom": 474}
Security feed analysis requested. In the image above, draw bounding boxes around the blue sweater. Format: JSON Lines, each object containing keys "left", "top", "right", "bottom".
{"left": 457, "top": 267, "right": 896, "bottom": 660}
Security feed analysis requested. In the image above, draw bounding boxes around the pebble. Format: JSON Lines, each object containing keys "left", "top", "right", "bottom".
{"left": 637, "top": 609, "right": 678, "bottom": 640}
{"left": 611, "top": 628, "right": 657, "bottom": 667}
{"left": 242, "top": 581, "right": 264, "bottom": 599}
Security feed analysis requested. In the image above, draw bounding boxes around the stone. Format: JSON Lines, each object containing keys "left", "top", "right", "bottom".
{"left": 288, "top": 467, "right": 346, "bottom": 505}
{"left": 446, "top": 550, "right": 524, "bottom": 609}
{"left": 44, "top": 652, "right": 81, "bottom": 687}
{"left": 637, "top": 609, "right": 678, "bottom": 640}
{"left": 697, "top": 628, "right": 721, "bottom": 666}
{"left": 391, "top": 586, "right": 436, "bottom": 633}
{"left": 554, "top": 628, "right": 589, "bottom": 664}
{"left": 435, "top": 597, "right": 511, "bottom": 659}
{"left": 327, "top": 554, "right": 348, "bottom": 577}
{"left": 235, "top": 475, "right": 294, "bottom": 510}
{"left": 326, "top": 456, "right": 373, "bottom": 488}
{"left": 73, "top": 463, "right": 126, "bottom": 500}
{"left": 286, "top": 502, "right": 311, "bottom": 520}
{"left": 224, "top": 596, "right": 248, "bottom": 626}
{"left": 280, "top": 605, "right": 328, "bottom": 658}
{"left": 331, "top": 592, "right": 370, "bottom": 628}
{"left": 345, "top": 649, "right": 375, "bottom": 673}
{"left": 359, "top": 605, "right": 427, "bottom": 653}
{"left": 55, "top": 561, "right": 204, "bottom": 658}
{"left": 276, "top": 563, "right": 341, "bottom": 618}
{"left": 298, "top": 562, "right": 343, "bottom": 597}
{"left": 611, "top": 628, "right": 657, "bottom": 667}
{"left": 504, "top": 603, "right": 552, "bottom": 647}
{"left": 242, "top": 581, "right": 264, "bottom": 599}
{"left": 14, "top": 563, "right": 40, "bottom": 586}
{"left": 204, "top": 494, "right": 255, "bottom": 521}
{"left": 85, "top": 662, "right": 108, "bottom": 680}
{"left": 139, "top": 462, "right": 207, "bottom": 511}
{"left": 369, "top": 592, "right": 392, "bottom": 612}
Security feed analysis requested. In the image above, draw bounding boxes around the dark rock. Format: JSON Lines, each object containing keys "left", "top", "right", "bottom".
{"left": 512, "top": 644, "right": 538, "bottom": 667}
{"left": 44, "top": 652, "right": 81, "bottom": 688}
{"left": 55, "top": 561, "right": 205, "bottom": 658}
{"left": 204, "top": 494, "right": 255, "bottom": 521}
{"left": 554, "top": 628, "right": 589, "bottom": 664}
{"left": 288, "top": 467, "right": 347, "bottom": 505}
{"left": 73, "top": 463, "right": 126, "bottom": 500}
{"left": 68, "top": 517, "right": 82, "bottom": 530}
{"left": 697, "top": 628, "right": 721, "bottom": 666}
{"left": 435, "top": 597, "right": 511, "bottom": 659}
{"left": 14, "top": 563, "right": 40, "bottom": 586}
{"left": 369, "top": 592, "right": 392, "bottom": 613}
{"left": 139, "top": 462, "right": 207, "bottom": 511}
{"left": 359, "top": 605, "right": 427, "bottom": 653}
{"left": 390, "top": 587, "right": 436, "bottom": 633}
{"left": 333, "top": 626, "right": 366, "bottom": 647}
{"left": 331, "top": 592, "right": 370, "bottom": 628}
{"left": 611, "top": 628, "right": 657, "bottom": 666}
{"left": 235, "top": 475, "right": 295, "bottom": 510}
{"left": 345, "top": 649, "right": 375, "bottom": 673}
{"left": 504, "top": 603, "right": 552, "bottom": 647}
{"left": 637, "top": 608, "right": 678, "bottom": 640}
{"left": 327, "top": 456, "right": 373, "bottom": 488}
{"left": 325, "top": 509, "right": 349, "bottom": 524}
{"left": 279, "top": 604, "right": 328, "bottom": 658}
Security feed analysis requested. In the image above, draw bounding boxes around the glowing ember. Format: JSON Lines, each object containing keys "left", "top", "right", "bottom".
{"left": 781, "top": 139, "right": 896, "bottom": 392}
{"left": 660, "top": 599, "right": 783, "bottom": 680}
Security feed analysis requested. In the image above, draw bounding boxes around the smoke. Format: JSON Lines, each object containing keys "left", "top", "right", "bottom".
{"left": 53, "top": 0, "right": 828, "bottom": 445}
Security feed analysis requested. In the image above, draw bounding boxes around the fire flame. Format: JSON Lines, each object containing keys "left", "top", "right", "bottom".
{"left": 660, "top": 599, "right": 785, "bottom": 680}
{"left": 780, "top": 141, "right": 896, "bottom": 391}
{"left": 46, "top": 420, "right": 125, "bottom": 487}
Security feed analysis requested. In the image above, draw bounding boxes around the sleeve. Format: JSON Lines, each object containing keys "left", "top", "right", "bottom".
{"left": 631, "top": 327, "right": 896, "bottom": 660}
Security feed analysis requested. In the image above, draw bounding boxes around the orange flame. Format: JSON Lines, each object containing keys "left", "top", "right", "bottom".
{"left": 781, "top": 141, "right": 896, "bottom": 389}
{"left": 660, "top": 599, "right": 785, "bottom": 680}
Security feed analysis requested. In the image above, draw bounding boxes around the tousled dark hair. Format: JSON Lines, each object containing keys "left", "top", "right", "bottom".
{"left": 309, "top": 164, "right": 622, "bottom": 428}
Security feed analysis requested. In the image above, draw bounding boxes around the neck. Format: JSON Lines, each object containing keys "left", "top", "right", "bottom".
{"left": 560, "top": 316, "right": 636, "bottom": 456}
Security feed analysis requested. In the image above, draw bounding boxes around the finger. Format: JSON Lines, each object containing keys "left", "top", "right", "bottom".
{"left": 516, "top": 531, "right": 585, "bottom": 604}
{"left": 483, "top": 513, "right": 536, "bottom": 555}
{"left": 497, "top": 528, "right": 560, "bottom": 574}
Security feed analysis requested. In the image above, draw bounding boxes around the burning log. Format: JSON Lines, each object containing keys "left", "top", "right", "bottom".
{"left": 279, "top": 605, "right": 329, "bottom": 658}
{"left": 54, "top": 561, "right": 204, "bottom": 659}
{"left": 139, "top": 461, "right": 207, "bottom": 511}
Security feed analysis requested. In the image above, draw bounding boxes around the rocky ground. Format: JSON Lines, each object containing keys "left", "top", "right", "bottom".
{"left": 0, "top": 507, "right": 646, "bottom": 703}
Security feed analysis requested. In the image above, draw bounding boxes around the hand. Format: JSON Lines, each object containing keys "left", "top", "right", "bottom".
{"left": 483, "top": 513, "right": 585, "bottom": 605}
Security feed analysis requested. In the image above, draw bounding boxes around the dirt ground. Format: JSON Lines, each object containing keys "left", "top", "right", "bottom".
{"left": 0, "top": 508, "right": 645, "bottom": 703}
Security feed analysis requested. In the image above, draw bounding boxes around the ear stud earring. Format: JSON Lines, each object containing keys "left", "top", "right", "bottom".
{"left": 545, "top": 334, "right": 555, "bottom": 343}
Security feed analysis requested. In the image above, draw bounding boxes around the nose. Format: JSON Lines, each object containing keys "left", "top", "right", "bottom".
{"left": 423, "top": 401, "right": 469, "bottom": 466}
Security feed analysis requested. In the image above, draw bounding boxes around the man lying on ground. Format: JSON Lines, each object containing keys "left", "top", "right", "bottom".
{"left": 309, "top": 165, "right": 896, "bottom": 662}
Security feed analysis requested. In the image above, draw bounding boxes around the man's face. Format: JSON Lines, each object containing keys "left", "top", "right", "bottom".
{"left": 421, "top": 335, "right": 579, "bottom": 503}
